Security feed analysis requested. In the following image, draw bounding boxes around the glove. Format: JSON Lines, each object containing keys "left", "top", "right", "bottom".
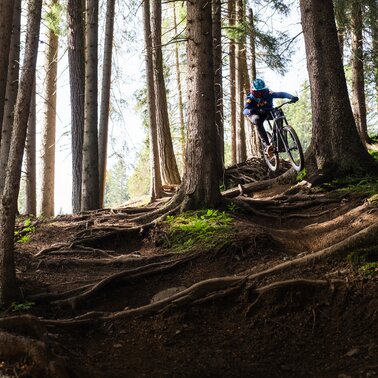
{"left": 291, "top": 96, "right": 299, "bottom": 103}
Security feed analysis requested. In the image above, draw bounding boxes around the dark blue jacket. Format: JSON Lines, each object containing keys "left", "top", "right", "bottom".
{"left": 243, "top": 90, "right": 295, "bottom": 116}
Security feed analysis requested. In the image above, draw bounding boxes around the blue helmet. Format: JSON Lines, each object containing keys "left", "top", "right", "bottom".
{"left": 251, "top": 79, "right": 267, "bottom": 91}
{"left": 251, "top": 78, "right": 268, "bottom": 98}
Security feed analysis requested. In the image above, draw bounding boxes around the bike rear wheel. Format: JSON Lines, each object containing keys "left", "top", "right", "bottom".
{"left": 282, "top": 126, "right": 304, "bottom": 171}
{"left": 262, "top": 131, "right": 279, "bottom": 172}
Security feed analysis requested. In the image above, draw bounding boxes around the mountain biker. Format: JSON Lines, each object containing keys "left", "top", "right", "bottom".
{"left": 243, "top": 78, "right": 298, "bottom": 157}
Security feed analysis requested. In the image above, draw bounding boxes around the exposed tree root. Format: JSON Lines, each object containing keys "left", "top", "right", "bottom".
{"left": 103, "top": 276, "right": 246, "bottom": 321}
{"left": 246, "top": 278, "right": 345, "bottom": 316}
{"left": 223, "top": 167, "right": 297, "bottom": 198}
{"left": 0, "top": 314, "right": 46, "bottom": 339}
{"left": 36, "top": 245, "right": 117, "bottom": 259}
{"left": 245, "top": 222, "right": 378, "bottom": 282}
{"left": 21, "top": 218, "right": 376, "bottom": 328}
{"left": 0, "top": 315, "right": 76, "bottom": 377}
{"left": 233, "top": 196, "right": 338, "bottom": 220}
{"left": 0, "top": 331, "right": 72, "bottom": 377}
{"left": 37, "top": 254, "right": 199, "bottom": 308}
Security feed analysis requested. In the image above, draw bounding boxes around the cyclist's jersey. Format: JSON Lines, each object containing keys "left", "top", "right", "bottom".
{"left": 243, "top": 90, "right": 295, "bottom": 115}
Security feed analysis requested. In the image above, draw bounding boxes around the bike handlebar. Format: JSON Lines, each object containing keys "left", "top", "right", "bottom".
{"left": 261, "top": 100, "right": 295, "bottom": 112}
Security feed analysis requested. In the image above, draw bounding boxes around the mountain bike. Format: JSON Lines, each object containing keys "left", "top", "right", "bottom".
{"left": 260, "top": 101, "right": 304, "bottom": 172}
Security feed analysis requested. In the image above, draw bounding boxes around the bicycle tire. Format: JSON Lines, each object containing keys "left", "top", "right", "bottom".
{"left": 282, "top": 126, "right": 304, "bottom": 171}
{"left": 262, "top": 131, "right": 279, "bottom": 172}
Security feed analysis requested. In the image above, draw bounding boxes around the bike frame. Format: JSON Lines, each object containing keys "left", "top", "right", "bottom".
{"left": 264, "top": 101, "right": 292, "bottom": 152}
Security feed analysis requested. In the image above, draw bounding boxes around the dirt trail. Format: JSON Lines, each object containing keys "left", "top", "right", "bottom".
{"left": 0, "top": 184, "right": 377, "bottom": 377}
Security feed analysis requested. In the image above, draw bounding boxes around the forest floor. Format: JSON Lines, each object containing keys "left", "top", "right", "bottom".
{"left": 0, "top": 159, "right": 378, "bottom": 378}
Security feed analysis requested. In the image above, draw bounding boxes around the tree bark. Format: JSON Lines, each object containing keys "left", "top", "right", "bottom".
{"left": 248, "top": 7, "right": 256, "bottom": 81}
{"left": 143, "top": 0, "right": 163, "bottom": 200}
{"left": 150, "top": 0, "right": 181, "bottom": 186}
{"left": 213, "top": 0, "right": 224, "bottom": 174}
{"left": 0, "top": 2, "right": 14, "bottom": 130}
{"left": 177, "top": 0, "right": 222, "bottom": 210}
{"left": 25, "top": 79, "right": 37, "bottom": 216}
{"left": 247, "top": 6, "right": 261, "bottom": 158}
{"left": 67, "top": 0, "right": 85, "bottom": 214}
{"left": 235, "top": 0, "right": 247, "bottom": 163}
{"left": 0, "top": 0, "right": 42, "bottom": 306}
{"left": 228, "top": 0, "right": 237, "bottom": 165}
{"left": 350, "top": 0, "right": 369, "bottom": 145}
{"left": 40, "top": 0, "right": 59, "bottom": 217}
{"left": 98, "top": 0, "right": 116, "bottom": 208}
{"left": 334, "top": 0, "right": 347, "bottom": 60}
{"left": 369, "top": 0, "right": 378, "bottom": 112}
{"left": 82, "top": 0, "right": 100, "bottom": 211}
{"left": 173, "top": 3, "right": 186, "bottom": 170}
{"left": 299, "top": 0, "right": 377, "bottom": 179}
{"left": 0, "top": 0, "right": 21, "bottom": 196}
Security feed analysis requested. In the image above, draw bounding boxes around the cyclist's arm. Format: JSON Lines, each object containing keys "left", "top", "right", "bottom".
{"left": 271, "top": 91, "right": 298, "bottom": 102}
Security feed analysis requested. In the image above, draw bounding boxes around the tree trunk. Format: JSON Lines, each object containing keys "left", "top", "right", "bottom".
{"left": 0, "top": 0, "right": 21, "bottom": 196}
{"left": 213, "top": 0, "right": 224, "bottom": 174}
{"left": 143, "top": 0, "right": 163, "bottom": 200}
{"left": 247, "top": 6, "right": 261, "bottom": 158}
{"left": 0, "top": 2, "right": 14, "bottom": 130}
{"left": 299, "top": 0, "right": 377, "bottom": 180}
{"left": 150, "top": 0, "right": 181, "bottom": 186}
{"left": 177, "top": 0, "right": 221, "bottom": 210}
{"left": 82, "top": 0, "right": 100, "bottom": 211}
{"left": 248, "top": 7, "right": 256, "bottom": 81}
{"left": 334, "top": 0, "right": 347, "bottom": 60}
{"left": 40, "top": 0, "right": 59, "bottom": 217}
{"left": 369, "top": 0, "right": 378, "bottom": 112}
{"left": 67, "top": 0, "right": 85, "bottom": 214}
{"left": 25, "top": 79, "right": 37, "bottom": 216}
{"left": 350, "top": 0, "right": 369, "bottom": 145}
{"left": 235, "top": 0, "right": 247, "bottom": 163}
{"left": 173, "top": 3, "right": 186, "bottom": 170}
{"left": 0, "top": 0, "right": 42, "bottom": 306}
{"left": 228, "top": 0, "right": 237, "bottom": 165}
{"left": 98, "top": 0, "right": 115, "bottom": 208}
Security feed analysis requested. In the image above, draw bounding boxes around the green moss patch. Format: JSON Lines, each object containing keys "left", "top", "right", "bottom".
{"left": 347, "top": 246, "right": 378, "bottom": 277}
{"left": 319, "top": 176, "right": 378, "bottom": 198}
{"left": 162, "top": 209, "right": 234, "bottom": 253}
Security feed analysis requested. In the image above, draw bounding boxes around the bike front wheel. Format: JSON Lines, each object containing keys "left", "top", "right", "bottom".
{"left": 282, "top": 126, "right": 304, "bottom": 172}
{"left": 262, "top": 131, "right": 279, "bottom": 172}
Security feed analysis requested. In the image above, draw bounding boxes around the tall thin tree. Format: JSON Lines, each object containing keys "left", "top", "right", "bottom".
{"left": 143, "top": 0, "right": 163, "bottom": 200}
{"left": 0, "top": 0, "right": 21, "bottom": 196}
{"left": 235, "top": 0, "right": 247, "bottom": 163}
{"left": 82, "top": 0, "right": 100, "bottom": 211}
{"left": 98, "top": 0, "right": 116, "bottom": 207}
{"left": 67, "top": 0, "right": 85, "bottom": 213}
{"left": 368, "top": 0, "right": 378, "bottom": 111}
{"left": 213, "top": 0, "right": 224, "bottom": 174}
{"left": 40, "top": 0, "right": 59, "bottom": 217}
{"left": 228, "top": 0, "right": 237, "bottom": 165}
{"left": 0, "top": 0, "right": 42, "bottom": 305}
{"left": 0, "top": 2, "right": 14, "bottom": 130}
{"left": 150, "top": 0, "right": 181, "bottom": 186}
{"left": 350, "top": 0, "right": 369, "bottom": 144}
{"left": 173, "top": 3, "right": 186, "bottom": 168}
{"left": 25, "top": 79, "right": 37, "bottom": 216}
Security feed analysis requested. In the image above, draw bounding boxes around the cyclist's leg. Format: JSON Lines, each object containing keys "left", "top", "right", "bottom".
{"left": 247, "top": 114, "right": 269, "bottom": 145}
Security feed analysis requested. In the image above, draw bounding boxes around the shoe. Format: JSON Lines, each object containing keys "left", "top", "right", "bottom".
{"left": 264, "top": 144, "right": 274, "bottom": 159}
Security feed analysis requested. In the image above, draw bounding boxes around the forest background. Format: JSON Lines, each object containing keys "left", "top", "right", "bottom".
{"left": 16, "top": 0, "right": 378, "bottom": 214}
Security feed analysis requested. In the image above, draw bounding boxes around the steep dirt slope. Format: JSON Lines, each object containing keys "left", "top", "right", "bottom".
{"left": 0, "top": 183, "right": 377, "bottom": 377}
